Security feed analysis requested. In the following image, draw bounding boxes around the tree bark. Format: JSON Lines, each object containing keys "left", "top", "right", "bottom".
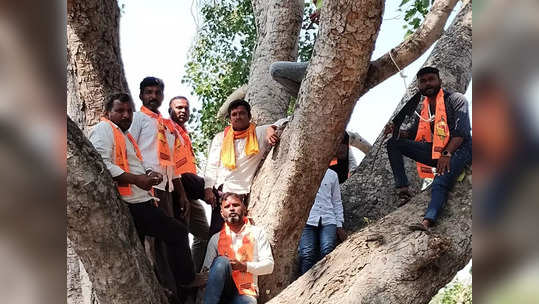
{"left": 67, "top": 117, "right": 168, "bottom": 304}
{"left": 267, "top": 180, "right": 472, "bottom": 304}
{"left": 248, "top": 0, "right": 385, "bottom": 301}
{"left": 362, "top": 0, "right": 459, "bottom": 92}
{"left": 267, "top": 3, "right": 472, "bottom": 301}
{"left": 67, "top": 0, "right": 129, "bottom": 133}
{"left": 342, "top": 0, "right": 472, "bottom": 230}
{"left": 246, "top": 0, "right": 304, "bottom": 125}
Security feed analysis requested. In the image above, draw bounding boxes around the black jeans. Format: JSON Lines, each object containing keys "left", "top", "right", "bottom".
{"left": 127, "top": 200, "right": 195, "bottom": 292}
{"left": 386, "top": 138, "right": 472, "bottom": 222}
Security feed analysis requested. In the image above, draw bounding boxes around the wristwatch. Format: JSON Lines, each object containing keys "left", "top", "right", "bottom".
{"left": 442, "top": 150, "right": 452, "bottom": 157}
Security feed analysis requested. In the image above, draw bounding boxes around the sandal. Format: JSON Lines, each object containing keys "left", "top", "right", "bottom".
{"left": 408, "top": 222, "right": 429, "bottom": 232}
{"left": 397, "top": 190, "right": 412, "bottom": 207}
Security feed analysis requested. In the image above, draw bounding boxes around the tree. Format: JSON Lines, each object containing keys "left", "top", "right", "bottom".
{"left": 66, "top": 0, "right": 471, "bottom": 303}
{"left": 247, "top": 0, "right": 464, "bottom": 301}
{"left": 67, "top": 0, "right": 130, "bottom": 133}
{"left": 67, "top": 117, "right": 168, "bottom": 304}
{"left": 66, "top": 1, "right": 165, "bottom": 303}
{"left": 182, "top": 0, "right": 318, "bottom": 156}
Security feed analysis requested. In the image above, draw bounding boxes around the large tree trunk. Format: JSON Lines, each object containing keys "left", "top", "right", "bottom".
{"left": 343, "top": 0, "right": 472, "bottom": 229}
{"left": 66, "top": 1, "right": 149, "bottom": 303}
{"left": 67, "top": 117, "right": 168, "bottom": 304}
{"left": 249, "top": 1, "right": 385, "bottom": 301}
{"left": 266, "top": 2, "right": 472, "bottom": 302}
{"left": 246, "top": 0, "right": 304, "bottom": 125}
{"left": 67, "top": 0, "right": 129, "bottom": 133}
{"left": 247, "top": 0, "right": 470, "bottom": 302}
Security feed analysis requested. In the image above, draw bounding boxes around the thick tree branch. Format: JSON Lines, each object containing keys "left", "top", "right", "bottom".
{"left": 363, "top": 0, "right": 459, "bottom": 91}
{"left": 250, "top": 0, "right": 385, "bottom": 301}
{"left": 268, "top": 180, "right": 471, "bottom": 304}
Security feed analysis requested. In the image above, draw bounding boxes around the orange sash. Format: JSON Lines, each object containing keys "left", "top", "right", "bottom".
{"left": 173, "top": 122, "right": 197, "bottom": 174}
{"left": 140, "top": 106, "right": 184, "bottom": 175}
{"left": 220, "top": 123, "right": 259, "bottom": 170}
{"left": 414, "top": 89, "right": 450, "bottom": 178}
{"left": 217, "top": 218, "right": 257, "bottom": 297}
{"left": 101, "top": 118, "right": 143, "bottom": 196}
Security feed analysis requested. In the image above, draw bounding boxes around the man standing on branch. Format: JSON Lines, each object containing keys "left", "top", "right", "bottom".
{"left": 129, "top": 77, "right": 194, "bottom": 294}
{"left": 204, "top": 99, "right": 284, "bottom": 236}
{"left": 384, "top": 67, "right": 472, "bottom": 230}
{"left": 202, "top": 193, "right": 274, "bottom": 304}
{"left": 169, "top": 95, "right": 210, "bottom": 272}
{"left": 88, "top": 93, "right": 202, "bottom": 298}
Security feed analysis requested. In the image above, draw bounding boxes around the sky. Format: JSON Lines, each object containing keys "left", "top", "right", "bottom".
{"left": 118, "top": 0, "right": 472, "bottom": 285}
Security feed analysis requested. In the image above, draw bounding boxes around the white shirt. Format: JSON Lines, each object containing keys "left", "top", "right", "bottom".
{"left": 306, "top": 169, "right": 344, "bottom": 227}
{"left": 202, "top": 223, "right": 274, "bottom": 294}
{"left": 129, "top": 111, "right": 179, "bottom": 192}
{"left": 88, "top": 121, "right": 153, "bottom": 204}
{"left": 204, "top": 125, "right": 271, "bottom": 194}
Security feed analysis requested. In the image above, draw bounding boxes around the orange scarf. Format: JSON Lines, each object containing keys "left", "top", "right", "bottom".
{"left": 414, "top": 89, "right": 450, "bottom": 178}
{"left": 173, "top": 122, "right": 197, "bottom": 174}
{"left": 220, "top": 123, "right": 259, "bottom": 170}
{"left": 217, "top": 217, "right": 257, "bottom": 297}
{"left": 140, "top": 106, "right": 184, "bottom": 175}
{"left": 101, "top": 118, "right": 143, "bottom": 196}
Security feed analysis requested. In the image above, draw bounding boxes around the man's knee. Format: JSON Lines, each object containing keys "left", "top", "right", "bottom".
{"left": 269, "top": 62, "right": 286, "bottom": 78}
{"left": 298, "top": 244, "right": 316, "bottom": 260}
{"left": 211, "top": 256, "right": 231, "bottom": 273}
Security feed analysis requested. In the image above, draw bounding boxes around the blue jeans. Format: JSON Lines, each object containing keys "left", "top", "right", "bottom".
{"left": 386, "top": 137, "right": 472, "bottom": 222}
{"left": 298, "top": 223, "right": 337, "bottom": 275}
{"left": 204, "top": 256, "right": 257, "bottom": 304}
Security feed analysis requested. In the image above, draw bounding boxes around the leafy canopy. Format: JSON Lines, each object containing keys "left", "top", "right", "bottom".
{"left": 183, "top": 0, "right": 431, "bottom": 158}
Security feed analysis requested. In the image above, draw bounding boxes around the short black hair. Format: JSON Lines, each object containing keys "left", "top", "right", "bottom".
{"left": 221, "top": 192, "right": 246, "bottom": 206}
{"left": 139, "top": 76, "right": 164, "bottom": 94}
{"left": 169, "top": 96, "right": 189, "bottom": 107}
{"left": 417, "top": 66, "right": 440, "bottom": 78}
{"left": 104, "top": 93, "right": 132, "bottom": 112}
{"left": 227, "top": 99, "right": 251, "bottom": 117}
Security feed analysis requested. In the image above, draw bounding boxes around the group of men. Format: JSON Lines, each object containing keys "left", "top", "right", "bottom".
{"left": 89, "top": 77, "right": 280, "bottom": 304}
{"left": 88, "top": 61, "right": 472, "bottom": 304}
{"left": 87, "top": 0, "right": 471, "bottom": 297}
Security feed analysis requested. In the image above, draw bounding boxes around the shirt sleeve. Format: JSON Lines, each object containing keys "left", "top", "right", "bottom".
{"left": 129, "top": 113, "right": 142, "bottom": 143}
{"left": 128, "top": 114, "right": 151, "bottom": 170}
{"left": 202, "top": 233, "right": 220, "bottom": 271}
{"left": 448, "top": 92, "right": 471, "bottom": 138}
{"left": 404, "top": 116, "right": 419, "bottom": 139}
{"left": 348, "top": 148, "right": 357, "bottom": 172}
{"left": 88, "top": 124, "right": 125, "bottom": 178}
{"left": 246, "top": 229, "right": 274, "bottom": 276}
{"left": 272, "top": 116, "right": 289, "bottom": 128}
{"left": 331, "top": 172, "right": 344, "bottom": 227}
{"left": 204, "top": 133, "right": 223, "bottom": 189}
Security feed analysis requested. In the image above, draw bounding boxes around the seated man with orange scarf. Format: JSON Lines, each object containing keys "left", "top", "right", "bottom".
{"left": 202, "top": 192, "right": 274, "bottom": 304}
{"left": 204, "top": 99, "right": 285, "bottom": 236}
{"left": 384, "top": 67, "right": 472, "bottom": 230}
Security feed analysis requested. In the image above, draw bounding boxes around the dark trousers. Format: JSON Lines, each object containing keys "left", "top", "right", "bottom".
{"left": 204, "top": 256, "right": 257, "bottom": 304}
{"left": 298, "top": 223, "right": 338, "bottom": 275}
{"left": 130, "top": 192, "right": 195, "bottom": 294}
{"left": 386, "top": 137, "right": 472, "bottom": 222}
